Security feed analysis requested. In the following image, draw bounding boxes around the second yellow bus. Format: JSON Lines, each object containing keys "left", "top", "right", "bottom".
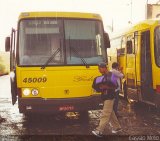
{"left": 108, "top": 18, "right": 160, "bottom": 107}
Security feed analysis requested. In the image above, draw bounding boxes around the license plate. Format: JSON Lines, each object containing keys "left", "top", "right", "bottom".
{"left": 59, "top": 105, "right": 74, "bottom": 111}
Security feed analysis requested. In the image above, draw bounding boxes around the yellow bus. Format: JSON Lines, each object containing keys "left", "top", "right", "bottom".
{"left": 5, "top": 12, "right": 110, "bottom": 114}
{"left": 108, "top": 18, "right": 160, "bottom": 107}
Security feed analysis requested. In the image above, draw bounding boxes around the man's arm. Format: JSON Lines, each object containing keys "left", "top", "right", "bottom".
{"left": 111, "top": 69, "right": 124, "bottom": 78}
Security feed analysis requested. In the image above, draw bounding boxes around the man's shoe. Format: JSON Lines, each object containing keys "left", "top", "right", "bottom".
{"left": 92, "top": 130, "right": 103, "bottom": 137}
{"left": 112, "top": 128, "right": 122, "bottom": 134}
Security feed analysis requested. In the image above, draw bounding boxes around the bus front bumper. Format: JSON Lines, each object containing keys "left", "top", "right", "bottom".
{"left": 18, "top": 95, "right": 103, "bottom": 113}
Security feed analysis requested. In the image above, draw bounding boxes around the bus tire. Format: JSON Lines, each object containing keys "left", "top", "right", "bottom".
{"left": 19, "top": 105, "right": 26, "bottom": 114}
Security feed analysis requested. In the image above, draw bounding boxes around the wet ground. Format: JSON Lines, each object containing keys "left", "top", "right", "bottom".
{"left": 0, "top": 75, "right": 160, "bottom": 141}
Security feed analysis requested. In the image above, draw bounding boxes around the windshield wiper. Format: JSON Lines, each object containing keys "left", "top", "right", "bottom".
{"left": 70, "top": 46, "right": 89, "bottom": 68}
{"left": 41, "top": 48, "right": 60, "bottom": 69}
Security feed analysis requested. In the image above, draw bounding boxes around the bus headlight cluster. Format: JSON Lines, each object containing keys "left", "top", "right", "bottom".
{"left": 31, "top": 89, "right": 39, "bottom": 96}
{"left": 23, "top": 88, "right": 31, "bottom": 96}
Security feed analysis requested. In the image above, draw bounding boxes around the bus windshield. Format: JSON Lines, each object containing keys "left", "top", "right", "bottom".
{"left": 155, "top": 26, "right": 160, "bottom": 67}
{"left": 18, "top": 19, "right": 106, "bottom": 66}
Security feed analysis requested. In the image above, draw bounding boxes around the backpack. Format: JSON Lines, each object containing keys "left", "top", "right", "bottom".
{"left": 92, "top": 72, "right": 118, "bottom": 100}
{"left": 103, "top": 72, "right": 118, "bottom": 89}
{"left": 92, "top": 75, "right": 105, "bottom": 92}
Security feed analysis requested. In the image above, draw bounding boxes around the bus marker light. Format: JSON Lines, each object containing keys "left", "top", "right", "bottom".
{"left": 31, "top": 89, "right": 39, "bottom": 96}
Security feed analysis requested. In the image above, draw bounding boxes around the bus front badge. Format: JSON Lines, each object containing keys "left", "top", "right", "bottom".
{"left": 64, "top": 89, "right": 70, "bottom": 95}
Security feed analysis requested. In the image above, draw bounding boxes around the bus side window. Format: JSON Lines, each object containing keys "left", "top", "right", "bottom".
{"left": 126, "top": 40, "right": 133, "bottom": 54}
{"left": 120, "top": 36, "right": 126, "bottom": 55}
{"left": 117, "top": 48, "right": 125, "bottom": 56}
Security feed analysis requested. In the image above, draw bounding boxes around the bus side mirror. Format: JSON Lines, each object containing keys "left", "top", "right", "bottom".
{"left": 104, "top": 32, "right": 110, "bottom": 48}
{"left": 126, "top": 40, "right": 132, "bottom": 54}
{"left": 5, "top": 37, "right": 10, "bottom": 52}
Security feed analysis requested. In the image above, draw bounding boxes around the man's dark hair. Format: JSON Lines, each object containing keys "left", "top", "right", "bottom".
{"left": 112, "top": 62, "right": 119, "bottom": 69}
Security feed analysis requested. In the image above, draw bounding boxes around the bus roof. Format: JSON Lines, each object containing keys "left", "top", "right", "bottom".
{"left": 131, "top": 18, "right": 160, "bottom": 31}
{"left": 110, "top": 18, "right": 160, "bottom": 39}
{"left": 18, "top": 12, "right": 102, "bottom": 20}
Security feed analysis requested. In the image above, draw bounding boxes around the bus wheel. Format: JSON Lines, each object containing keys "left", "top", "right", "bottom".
{"left": 19, "top": 105, "right": 26, "bottom": 114}
{"left": 23, "top": 112, "right": 35, "bottom": 120}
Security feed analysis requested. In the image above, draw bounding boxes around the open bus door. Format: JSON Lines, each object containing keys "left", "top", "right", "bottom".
{"left": 125, "top": 34, "right": 138, "bottom": 101}
{"left": 5, "top": 29, "right": 17, "bottom": 105}
{"left": 140, "top": 30, "right": 154, "bottom": 103}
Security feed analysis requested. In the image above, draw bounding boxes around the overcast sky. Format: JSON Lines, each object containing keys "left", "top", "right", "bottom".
{"left": 0, "top": 0, "right": 158, "bottom": 51}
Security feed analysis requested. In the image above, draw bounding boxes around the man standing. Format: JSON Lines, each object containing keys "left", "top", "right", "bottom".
{"left": 92, "top": 62, "right": 122, "bottom": 137}
{"left": 111, "top": 62, "right": 124, "bottom": 117}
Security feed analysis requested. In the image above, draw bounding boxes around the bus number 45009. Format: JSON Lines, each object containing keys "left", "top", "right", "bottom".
{"left": 23, "top": 77, "right": 47, "bottom": 83}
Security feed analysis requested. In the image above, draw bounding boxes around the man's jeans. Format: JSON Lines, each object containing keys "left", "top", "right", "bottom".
{"left": 96, "top": 99, "right": 121, "bottom": 132}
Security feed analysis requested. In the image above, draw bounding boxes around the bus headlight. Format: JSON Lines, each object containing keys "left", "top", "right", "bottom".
{"left": 31, "top": 89, "right": 39, "bottom": 96}
{"left": 23, "top": 88, "right": 31, "bottom": 96}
